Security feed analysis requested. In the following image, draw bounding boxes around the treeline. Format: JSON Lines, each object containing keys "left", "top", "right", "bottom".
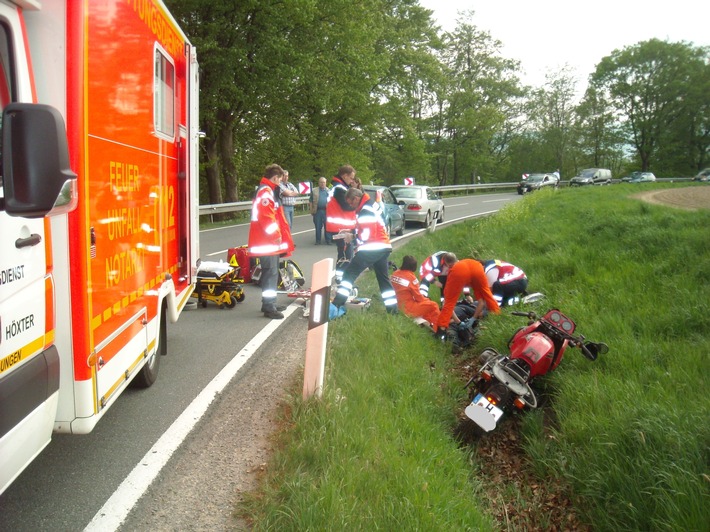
{"left": 165, "top": 0, "right": 710, "bottom": 204}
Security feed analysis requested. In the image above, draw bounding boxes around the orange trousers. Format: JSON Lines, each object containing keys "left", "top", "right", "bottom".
{"left": 400, "top": 299, "right": 440, "bottom": 327}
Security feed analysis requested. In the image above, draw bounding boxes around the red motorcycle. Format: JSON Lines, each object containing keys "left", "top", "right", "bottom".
{"left": 464, "top": 309, "right": 608, "bottom": 432}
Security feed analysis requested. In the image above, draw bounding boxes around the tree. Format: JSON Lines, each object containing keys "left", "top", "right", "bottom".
{"left": 526, "top": 66, "right": 578, "bottom": 176}
{"left": 167, "top": 0, "right": 443, "bottom": 199}
{"left": 574, "top": 84, "right": 625, "bottom": 175}
{"left": 590, "top": 39, "right": 710, "bottom": 173}
{"left": 428, "top": 12, "right": 523, "bottom": 185}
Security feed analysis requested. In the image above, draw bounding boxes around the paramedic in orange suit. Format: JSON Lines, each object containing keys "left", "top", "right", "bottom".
{"left": 391, "top": 256, "right": 440, "bottom": 327}
{"left": 436, "top": 256, "right": 500, "bottom": 333}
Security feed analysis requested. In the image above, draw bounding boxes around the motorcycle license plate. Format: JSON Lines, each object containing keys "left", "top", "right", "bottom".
{"left": 465, "top": 394, "right": 503, "bottom": 432}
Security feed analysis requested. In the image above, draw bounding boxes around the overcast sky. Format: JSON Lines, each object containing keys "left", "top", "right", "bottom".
{"left": 419, "top": 0, "right": 710, "bottom": 89}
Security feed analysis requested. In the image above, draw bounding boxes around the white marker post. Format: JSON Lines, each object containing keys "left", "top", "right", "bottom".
{"left": 303, "top": 258, "right": 333, "bottom": 400}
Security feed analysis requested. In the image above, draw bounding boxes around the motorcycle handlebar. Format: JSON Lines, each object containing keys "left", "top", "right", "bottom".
{"left": 581, "top": 343, "right": 596, "bottom": 360}
{"left": 512, "top": 311, "right": 536, "bottom": 319}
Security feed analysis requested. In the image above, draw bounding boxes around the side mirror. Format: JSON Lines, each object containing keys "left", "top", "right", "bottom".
{"left": 2, "top": 103, "right": 77, "bottom": 218}
{"left": 398, "top": 200, "right": 405, "bottom": 206}
{"left": 582, "top": 342, "right": 609, "bottom": 361}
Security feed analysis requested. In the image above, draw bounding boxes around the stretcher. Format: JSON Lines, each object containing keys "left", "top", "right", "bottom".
{"left": 191, "top": 261, "right": 245, "bottom": 309}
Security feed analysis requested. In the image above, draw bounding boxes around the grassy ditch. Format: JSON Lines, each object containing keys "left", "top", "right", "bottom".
{"left": 244, "top": 185, "right": 710, "bottom": 530}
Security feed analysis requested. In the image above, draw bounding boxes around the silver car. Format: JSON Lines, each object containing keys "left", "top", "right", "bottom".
{"left": 570, "top": 168, "right": 612, "bottom": 186}
{"left": 391, "top": 185, "right": 445, "bottom": 227}
{"left": 629, "top": 172, "right": 656, "bottom": 183}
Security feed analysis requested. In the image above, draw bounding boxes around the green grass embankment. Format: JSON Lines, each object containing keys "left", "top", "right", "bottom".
{"left": 245, "top": 184, "right": 710, "bottom": 531}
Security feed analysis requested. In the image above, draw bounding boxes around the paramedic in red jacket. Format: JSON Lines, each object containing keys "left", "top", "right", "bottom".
{"left": 391, "top": 255, "right": 440, "bottom": 328}
{"left": 436, "top": 256, "right": 500, "bottom": 333}
{"left": 326, "top": 165, "right": 357, "bottom": 280}
{"left": 248, "top": 164, "right": 294, "bottom": 319}
{"left": 419, "top": 250, "right": 452, "bottom": 298}
{"left": 331, "top": 187, "right": 398, "bottom": 313}
{"left": 481, "top": 259, "right": 528, "bottom": 307}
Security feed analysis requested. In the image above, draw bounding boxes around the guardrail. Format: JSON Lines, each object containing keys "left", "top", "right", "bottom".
{"left": 198, "top": 183, "right": 515, "bottom": 220}
{"left": 198, "top": 178, "right": 694, "bottom": 220}
{"left": 199, "top": 196, "right": 310, "bottom": 219}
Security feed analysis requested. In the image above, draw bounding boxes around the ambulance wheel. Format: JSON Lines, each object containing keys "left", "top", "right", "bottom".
{"left": 133, "top": 307, "right": 165, "bottom": 388}
{"left": 235, "top": 291, "right": 246, "bottom": 302}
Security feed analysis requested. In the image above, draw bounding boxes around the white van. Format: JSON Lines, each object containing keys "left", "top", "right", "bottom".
{"left": 569, "top": 168, "right": 612, "bottom": 186}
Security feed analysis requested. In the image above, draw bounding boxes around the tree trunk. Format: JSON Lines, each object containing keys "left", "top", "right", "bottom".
{"left": 205, "top": 137, "right": 223, "bottom": 206}
{"left": 219, "top": 111, "right": 238, "bottom": 202}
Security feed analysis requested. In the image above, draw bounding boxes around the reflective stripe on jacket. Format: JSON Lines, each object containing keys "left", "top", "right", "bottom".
{"left": 391, "top": 269, "right": 440, "bottom": 326}
{"left": 325, "top": 176, "right": 356, "bottom": 233}
{"left": 482, "top": 260, "right": 526, "bottom": 286}
{"left": 419, "top": 250, "right": 448, "bottom": 282}
{"left": 248, "top": 177, "right": 295, "bottom": 257}
{"left": 354, "top": 196, "right": 391, "bottom": 251}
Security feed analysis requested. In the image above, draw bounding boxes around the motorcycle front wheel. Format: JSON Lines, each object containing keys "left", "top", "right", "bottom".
{"left": 519, "top": 383, "right": 538, "bottom": 408}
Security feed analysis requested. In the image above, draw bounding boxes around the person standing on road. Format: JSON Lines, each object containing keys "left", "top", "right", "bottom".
{"left": 310, "top": 177, "right": 331, "bottom": 245}
{"left": 435, "top": 257, "right": 499, "bottom": 337}
{"left": 481, "top": 259, "right": 528, "bottom": 307}
{"left": 326, "top": 165, "right": 357, "bottom": 281}
{"left": 249, "top": 164, "right": 294, "bottom": 319}
{"left": 279, "top": 170, "right": 299, "bottom": 228}
{"left": 391, "top": 255, "right": 440, "bottom": 328}
{"left": 331, "top": 187, "right": 398, "bottom": 314}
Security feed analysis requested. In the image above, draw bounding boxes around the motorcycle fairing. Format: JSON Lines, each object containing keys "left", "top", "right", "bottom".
{"left": 509, "top": 331, "right": 557, "bottom": 378}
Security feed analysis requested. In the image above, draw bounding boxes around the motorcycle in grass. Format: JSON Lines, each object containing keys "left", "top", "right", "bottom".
{"left": 464, "top": 309, "right": 608, "bottom": 432}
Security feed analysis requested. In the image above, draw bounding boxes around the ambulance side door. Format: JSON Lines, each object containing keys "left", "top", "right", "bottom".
{"left": 0, "top": 5, "right": 58, "bottom": 496}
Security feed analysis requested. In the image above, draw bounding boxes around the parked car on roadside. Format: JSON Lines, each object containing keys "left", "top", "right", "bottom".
{"left": 692, "top": 168, "right": 710, "bottom": 182}
{"left": 362, "top": 185, "right": 406, "bottom": 236}
{"left": 569, "top": 168, "right": 612, "bottom": 186}
{"left": 516, "top": 173, "right": 559, "bottom": 195}
{"left": 629, "top": 172, "right": 656, "bottom": 183}
{"left": 390, "top": 185, "right": 445, "bottom": 227}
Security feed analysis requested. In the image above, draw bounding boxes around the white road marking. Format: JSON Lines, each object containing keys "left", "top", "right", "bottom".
{"left": 84, "top": 305, "right": 300, "bottom": 532}
{"left": 85, "top": 200, "right": 508, "bottom": 530}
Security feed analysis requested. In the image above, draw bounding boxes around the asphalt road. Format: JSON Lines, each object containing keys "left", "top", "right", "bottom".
{"left": 0, "top": 192, "right": 519, "bottom": 531}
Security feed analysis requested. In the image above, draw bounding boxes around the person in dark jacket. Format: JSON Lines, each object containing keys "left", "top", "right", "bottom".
{"left": 310, "top": 177, "right": 331, "bottom": 245}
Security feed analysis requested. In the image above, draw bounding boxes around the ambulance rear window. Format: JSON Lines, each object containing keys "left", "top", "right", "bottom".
{"left": 154, "top": 47, "right": 175, "bottom": 139}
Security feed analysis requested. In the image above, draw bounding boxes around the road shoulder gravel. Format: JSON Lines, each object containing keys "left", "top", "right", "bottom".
{"left": 120, "top": 309, "right": 308, "bottom": 531}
